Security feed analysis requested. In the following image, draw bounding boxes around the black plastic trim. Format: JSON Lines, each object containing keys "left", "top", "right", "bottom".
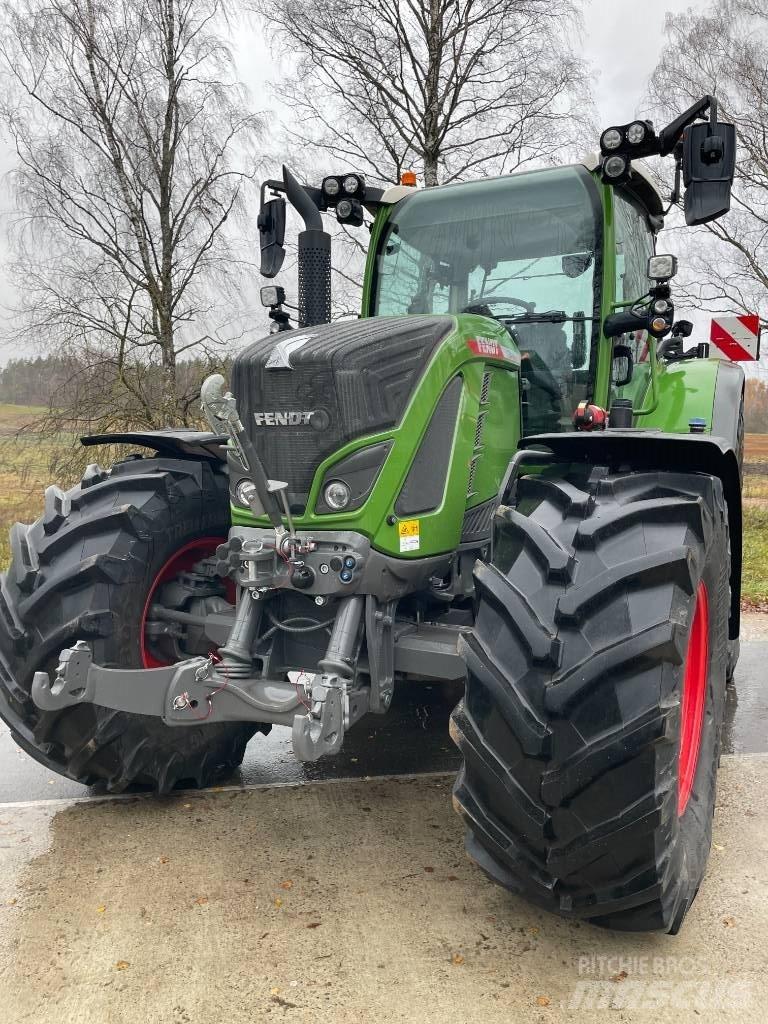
{"left": 80, "top": 429, "right": 228, "bottom": 462}
{"left": 395, "top": 376, "right": 463, "bottom": 516}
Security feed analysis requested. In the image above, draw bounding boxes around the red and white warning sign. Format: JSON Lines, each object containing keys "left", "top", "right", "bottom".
{"left": 710, "top": 315, "right": 761, "bottom": 361}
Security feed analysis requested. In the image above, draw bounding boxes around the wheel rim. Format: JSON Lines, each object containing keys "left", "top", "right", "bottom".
{"left": 140, "top": 537, "right": 228, "bottom": 669}
{"left": 678, "top": 581, "right": 709, "bottom": 816}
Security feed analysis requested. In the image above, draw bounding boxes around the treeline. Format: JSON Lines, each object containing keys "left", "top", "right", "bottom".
{"left": 0, "top": 354, "right": 229, "bottom": 411}
{"left": 746, "top": 378, "right": 768, "bottom": 433}
{"left": 0, "top": 356, "right": 69, "bottom": 406}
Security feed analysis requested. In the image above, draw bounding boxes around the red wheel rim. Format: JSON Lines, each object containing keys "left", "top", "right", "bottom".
{"left": 140, "top": 537, "right": 229, "bottom": 668}
{"left": 678, "top": 581, "right": 709, "bottom": 816}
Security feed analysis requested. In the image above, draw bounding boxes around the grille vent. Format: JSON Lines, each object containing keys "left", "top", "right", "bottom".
{"left": 474, "top": 412, "right": 486, "bottom": 449}
{"left": 467, "top": 455, "right": 478, "bottom": 497}
{"left": 480, "top": 370, "right": 492, "bottom": 406}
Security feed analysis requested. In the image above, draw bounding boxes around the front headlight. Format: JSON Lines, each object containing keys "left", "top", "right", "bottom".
{"left": 323, "top": 480, "right": 351, "bottom": 510}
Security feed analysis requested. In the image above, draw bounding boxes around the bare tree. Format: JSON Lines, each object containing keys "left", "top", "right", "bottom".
{"left": 648, "top": 1, "right": 768, "bottom": 339}
{"left": 0, "top": 0, "right": 262, "bottom": 430}
{"left": 253, "top": 0, "right": 590, "bottom": 186}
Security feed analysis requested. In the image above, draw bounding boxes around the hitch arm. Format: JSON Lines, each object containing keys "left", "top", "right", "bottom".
{"left": 32, "top": 642, "right": 303, "bottom": 727}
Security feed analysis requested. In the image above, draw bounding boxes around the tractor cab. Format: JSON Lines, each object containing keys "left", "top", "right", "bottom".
{"left": 367, "top": 165, "right": 602, "bottom": 433}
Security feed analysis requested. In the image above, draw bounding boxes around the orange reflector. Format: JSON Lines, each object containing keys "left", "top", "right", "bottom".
{"left": 400, "top": 170, "right": 417, "bottom": 187}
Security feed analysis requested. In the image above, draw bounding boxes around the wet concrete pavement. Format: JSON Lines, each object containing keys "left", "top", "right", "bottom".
{"left": 1, "top": 758, "right": 767, "bottom": 1023}
{"left": 1, "top": 616, "right": 766, "bottom": 804}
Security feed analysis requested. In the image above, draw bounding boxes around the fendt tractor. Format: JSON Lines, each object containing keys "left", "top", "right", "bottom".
{"left": 0, "top": 96, "right": 746, "bottom": 932}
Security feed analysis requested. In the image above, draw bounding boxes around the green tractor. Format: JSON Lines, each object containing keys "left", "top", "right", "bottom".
{"left": 0, "top": 97, "right": 745, "bottom": 932}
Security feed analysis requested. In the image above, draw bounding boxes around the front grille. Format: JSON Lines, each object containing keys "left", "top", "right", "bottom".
{"left": 231, "top": 316, "right": 453, "bottom": 502}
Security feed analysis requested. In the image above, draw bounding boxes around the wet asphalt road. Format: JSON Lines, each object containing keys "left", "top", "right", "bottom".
{"left": 0, "top": 641, "right": 765, "bottom": 804}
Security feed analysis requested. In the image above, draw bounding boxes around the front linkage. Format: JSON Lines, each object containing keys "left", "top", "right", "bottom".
{"left": 31, "top": 376, "right": 464, "bottom": 762}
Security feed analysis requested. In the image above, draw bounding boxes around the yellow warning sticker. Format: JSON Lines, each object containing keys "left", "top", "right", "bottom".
{"left": 398, "top": 519, "right": 420, "bottom": 552}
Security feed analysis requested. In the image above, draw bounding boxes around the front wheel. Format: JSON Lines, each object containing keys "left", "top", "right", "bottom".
{"left": 451, "top": 468, "right": 729, "bottom": 932}
{"left": 0, "top": 456, "right": 262, "bottom": 792}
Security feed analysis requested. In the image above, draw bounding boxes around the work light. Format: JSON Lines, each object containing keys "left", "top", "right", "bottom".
{"left": 647, "top": 255, "right": 678, "bottom": 281}
{"left": 601, "top": 128, "right": 622, "bottom": 151}
{"left": 626, "top": 121, "right": 647, "bottom": 145}
{"left": 603, "top": 155, "right": 627, "bottom": 178}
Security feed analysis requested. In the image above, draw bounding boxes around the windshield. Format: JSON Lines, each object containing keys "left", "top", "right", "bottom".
{"left": 372, "top": 166, "right": 602, "bottom": 432}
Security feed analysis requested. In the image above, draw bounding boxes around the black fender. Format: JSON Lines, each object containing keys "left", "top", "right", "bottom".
{"left": 517, "top": 430, "right": 743, "bottom": 639}
{"left": 711, "top": 359, "right": 745, "bottom": 465}
{"left": 80, "top": 429, "right": 228, "bottom": 462}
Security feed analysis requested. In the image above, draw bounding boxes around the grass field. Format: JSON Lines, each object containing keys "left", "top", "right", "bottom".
{"left": 0, "top": 405, "right": 63, "bottom": 568}
{"left": 0, "top": 406, "right": 767, "bottom": 607}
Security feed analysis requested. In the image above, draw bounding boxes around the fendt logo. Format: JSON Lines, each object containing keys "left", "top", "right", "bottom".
{"left": 254, "top": 410, "right": 315, "bottom": 426}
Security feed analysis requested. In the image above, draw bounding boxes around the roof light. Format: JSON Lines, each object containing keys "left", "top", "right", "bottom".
{"left": 626, "top": 121, "right": 646, "bottom": 145}
{"left": 601, "top": 128, "right": 623, "bottom": 151}
{"left": 603, "top": 154, "right": 628, "bottom": 178}
{"left": 400, "top": 170, "right": 417, "bottom": 186}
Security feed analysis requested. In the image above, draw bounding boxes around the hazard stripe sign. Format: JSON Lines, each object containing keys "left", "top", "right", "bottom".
{"left": 710, "top": 315, "right": 761, "bottom": 361}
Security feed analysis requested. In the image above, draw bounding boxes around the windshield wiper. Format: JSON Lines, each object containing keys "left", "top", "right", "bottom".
{"left": 505, "top": 310, "right": 594, "bottom": 324}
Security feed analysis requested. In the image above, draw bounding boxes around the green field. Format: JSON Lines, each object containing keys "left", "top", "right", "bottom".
{"left": 1, "top": 404, "right": 767, "bottom": 608}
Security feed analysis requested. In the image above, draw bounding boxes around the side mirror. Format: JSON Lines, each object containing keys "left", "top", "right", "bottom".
{"left": 612, "top": 344, "right": 634, "bottom": 387}
{"left": 562, "top": 253, "right": 592, "bottom": 278}
{"left": 683, "top": 121, "right": 736, "bottom": 226}
{"left": 257, "top": 196, "right": 286, "bottom": 278}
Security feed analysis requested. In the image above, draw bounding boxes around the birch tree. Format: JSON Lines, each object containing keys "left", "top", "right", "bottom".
{"left": 253, "top": 0, "right": 591, "bottom": 188}
{"left": 0, "top": 0, "right": 261, "bottom": 430}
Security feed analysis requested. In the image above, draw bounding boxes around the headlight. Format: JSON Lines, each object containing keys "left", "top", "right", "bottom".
{"left": 603, "top": 154, "right": 628, "bottom": 178}
{"left": 342, "top": 174, "right": 360, "bottom": 194}
{"left": 626, "top": 121, "right": 646, "bottom": 145}
{"left": 323, "top": 480, "right": 351, "bottom": 510}
{"left": 235, "top": 479, "right": 257, "bottom": 508}
{"left": 322, "top": 176, "right": 340, "bottom": 196}
{"left": 601, "top": 128, "right": 623, "bottom": 151}
{"left": 653, "top": 298, "right": 670, "bottom": 314}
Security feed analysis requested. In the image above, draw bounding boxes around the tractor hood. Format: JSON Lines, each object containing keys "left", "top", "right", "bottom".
{"left": 231, "top": 316, "right": 453, "bottom": 511}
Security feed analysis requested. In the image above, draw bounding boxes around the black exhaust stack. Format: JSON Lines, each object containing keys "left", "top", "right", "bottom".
{"left": 283, "top": 166, "right": 332, "bottom": 328}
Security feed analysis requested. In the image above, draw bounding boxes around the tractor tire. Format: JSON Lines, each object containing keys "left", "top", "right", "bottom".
{"left": 451, "top": 469, "right": 729, "bottom": 932}
{"left": 0, "top": 455, "right": 261, "bottom": 793}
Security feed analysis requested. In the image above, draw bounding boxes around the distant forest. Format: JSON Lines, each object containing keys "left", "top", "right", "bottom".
{"left": 0, "top": 355, "right": 227, "bottom": 411}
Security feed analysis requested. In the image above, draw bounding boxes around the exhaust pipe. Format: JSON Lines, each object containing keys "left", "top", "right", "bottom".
{"left": 283, "top": 165, "right": 332, "bottom": 328}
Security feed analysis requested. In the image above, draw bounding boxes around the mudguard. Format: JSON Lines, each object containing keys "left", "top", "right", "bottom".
{"left": 518, "top": 429, "right": 743, "bottom": 639}
{"left": 80, "top": 428, "right": 227, "bottom": 462}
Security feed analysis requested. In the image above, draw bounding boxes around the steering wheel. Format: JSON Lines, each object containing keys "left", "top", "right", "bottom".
{"left": 460, "top": 296, "right": 532, "bottom": 315}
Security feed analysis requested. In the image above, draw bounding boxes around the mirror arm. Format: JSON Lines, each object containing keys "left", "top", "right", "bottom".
{"left": 658, "top": 95, "right": 715, "bottom": 155}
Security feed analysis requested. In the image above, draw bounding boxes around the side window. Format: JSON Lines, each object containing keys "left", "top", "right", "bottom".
{"left": 614, "top": 193, "right": 655, "bottom": 367}
{"left": 614, "top": 192, "right": 654, "bottom": 304}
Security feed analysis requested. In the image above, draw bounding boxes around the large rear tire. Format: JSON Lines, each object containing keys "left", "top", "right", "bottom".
{"left": 451, "top": 469, "right": 729, "bottom": 932}
{"left": 0, "top": 456, "right": 260, "bottom": 793}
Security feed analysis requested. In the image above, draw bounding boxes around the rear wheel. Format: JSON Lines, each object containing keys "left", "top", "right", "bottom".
{"left": 0, "top": 456, "right": 261, "bottom": 793}
{"left": 451, "top": 468, "right": 729, "bottom": 932}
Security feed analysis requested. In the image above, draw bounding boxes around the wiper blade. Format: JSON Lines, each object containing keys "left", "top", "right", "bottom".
{"left": 506, "top": 310, "right": 593, "bottom": 324}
